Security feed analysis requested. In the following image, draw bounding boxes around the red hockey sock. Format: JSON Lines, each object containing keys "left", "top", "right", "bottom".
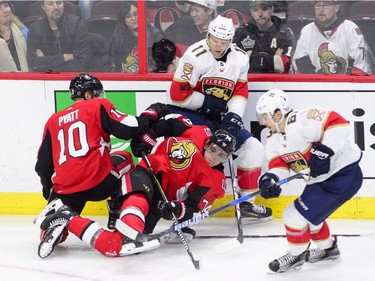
{"left": 285, "top": 224, "right": 310, "bottom": 244}
{"left": 120, "top": 193, "right": 149, "bottom": 233}
{"left": 237, "top": 167, "right": 261, "bottom": 191}
{"left": 310, "top": 221, "right": 331, "bottom": 241}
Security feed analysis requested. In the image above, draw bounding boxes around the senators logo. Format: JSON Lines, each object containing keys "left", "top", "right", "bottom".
{"left": 318, "top": 43, "right": 347, "bottom": 74}
{"left": 202, "top": 77, "right": 234, "bottom": 101}
{"left": 281, "top": 151, "right": 308, "bottom": 173}
{"left": 167, "top": 138, "right": 197, "bottom": 170}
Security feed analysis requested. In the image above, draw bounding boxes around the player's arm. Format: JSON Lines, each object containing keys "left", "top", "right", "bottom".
{"left": 100, "top": 104, "right": 150, "bottom": 140}
{"left": 347, "top": 24, "right": 369, "bottom": 74}
{"left": 35, "top": 128, "right": 54, "bottom": 200}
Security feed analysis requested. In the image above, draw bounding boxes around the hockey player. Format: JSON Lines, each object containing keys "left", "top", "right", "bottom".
{"left": 167, "top": 15, "right": 270, "bottom": 222}
{"left": 292, "top": 0, "right": 369, "bottom": 74}
{"left": 34, "top": 73, "right": 152, "bottom": 258}
{"left": 36, "top": 115, "right": 236, "bottom": 257}
{"left": 233, "top": 0, "right": 295, "bottom": 73}
{"left": 255, "top": 89, "right": 363, "bottom": 273}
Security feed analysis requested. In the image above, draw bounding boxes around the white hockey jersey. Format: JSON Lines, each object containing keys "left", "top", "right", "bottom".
{"left": 292, "top": 19, "right": 369, "bottom": 74}
{"left": 265, "top": 108, "right": 362, "bottom": 184}
{"left": 168, "top": 39, "right": 249, "bottom": 118}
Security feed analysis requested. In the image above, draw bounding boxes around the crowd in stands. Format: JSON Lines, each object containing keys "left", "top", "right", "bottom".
{"left": 0, "top": 0, "right": 374, "bottom": 74}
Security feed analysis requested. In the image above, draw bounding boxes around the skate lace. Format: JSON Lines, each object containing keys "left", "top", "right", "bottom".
{"left": 277, "top": 252, "right": 297, "bottom": 267}
{"left": 252, "top": 204, "right": 266, "bottom": 214}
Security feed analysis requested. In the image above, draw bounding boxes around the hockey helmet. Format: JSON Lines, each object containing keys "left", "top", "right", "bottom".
{"left": 208, "top": 15, "right": 235, "bottom": 41}
{"left": 69, "top": 73, "right": 105, "bottom": 100}
{"left": 256, "top": 89, "right": 292, "bottom": 126}
{"left": 208, "top": 129, "right": 236, "bottom": 155}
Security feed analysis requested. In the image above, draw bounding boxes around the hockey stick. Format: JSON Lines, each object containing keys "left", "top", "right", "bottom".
{"left": 116, "top": 170, "right": 309, "bottom": 243}
{"left": 141, "top": 152, "right": 200, "bottom": 270}
{"left": 214, "top": 156, "right": 243, "bottom": 253}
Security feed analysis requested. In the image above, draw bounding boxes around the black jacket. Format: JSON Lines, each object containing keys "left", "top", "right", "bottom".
{"left": 27, "top": 13, "right": 91, "bottom": 72}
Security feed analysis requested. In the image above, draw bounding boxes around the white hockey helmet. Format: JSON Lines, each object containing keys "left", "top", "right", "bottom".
{"left": 256, "top": 89, "right": 292, "bottom": 127}
{"left": 187, "top": 0, "right": 217, "bottom": 11}
{"left": 208, "top": 15, "right": 235, "bottom": 41}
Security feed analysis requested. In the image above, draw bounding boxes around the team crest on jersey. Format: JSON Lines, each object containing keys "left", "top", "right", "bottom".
{"left": 167, "top": 138, "right": 197, "bottom": 170}
{"left": 281, "top": 151, "right": 308, "bottom": 173}
{"left": 202, "top": 77, "right": 234, "bottom": 101}
{"left": 181, "top": 63, "right": 194, "bottom": 80}
{"left": 318, "top": 43, "right": 347, "bottom": 74}
{"left": 307, "top": 109, "right": 326, "bottom": 121}
{"left": 240, "top": 35, "right": 255, "bottom": 50}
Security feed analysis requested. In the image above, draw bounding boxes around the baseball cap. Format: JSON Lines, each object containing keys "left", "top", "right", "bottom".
{"left": 187, "top": 0, "right": 217, "bottom": 11}
{"left": 249, "top": 0, "right": 273, "bottom": 8}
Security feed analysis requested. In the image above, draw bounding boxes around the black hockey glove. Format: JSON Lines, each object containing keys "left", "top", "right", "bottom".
{"left": 198, "top": 95, "right": 228, "bottom": 120}
{"left": 220, "top": 112, "right": 244, "bottom": 140}
{"left": 40, "top": 177, "right": 53, "bottom": 200}
{"left": 308, "top": 143, "right": 334, "bottom": 178}
{"left": 140, "top": 102, "right": 169, "bottom": 123}
{"left": 157, "top": 200, "right": 186, "bottom": 221}
{"left": 259, "top": 173, "right": 281, "bottom": 199}
{"left": 130, "top": 129, "right": 157, "bottom": 157}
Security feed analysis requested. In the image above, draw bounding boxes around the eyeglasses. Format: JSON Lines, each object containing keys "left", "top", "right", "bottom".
{"left": 125, "top": 11, "right": 138, "bottom": 19}
{"left": 314, "top": 2, "right": 335, "bottom": 9}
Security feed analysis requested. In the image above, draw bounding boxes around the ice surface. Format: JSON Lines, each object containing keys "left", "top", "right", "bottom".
{"left": 0, "top": 215, "right": 374, "bottom": 281}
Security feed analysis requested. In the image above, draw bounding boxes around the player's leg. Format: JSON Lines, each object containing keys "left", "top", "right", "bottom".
{"left": 234, "top": 131, "right": 272, "bottom": 222}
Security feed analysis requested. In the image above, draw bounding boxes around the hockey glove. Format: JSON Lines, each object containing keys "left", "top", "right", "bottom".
{"left": 198, "top": 95, "right": 228, "bottom": 120}
{"left": 157, "top": 200, "right": 186, "bottom": 221}
{"left": 130, "top": 129, "right": 157, "bottom": 157}
{"left": 308, "top": 143, "right": 334, "bottom": 178}
{"left": 40, "top": 177, "right": 53, "bottom": 200}
{"left": 140, "top": 102, "right": 169, "bottom": 123}
{"left": 259, "top": 172, "right": 281, "bottom": 199}
{"left": 220, "top": 112, "right": 244, "bottom": 140}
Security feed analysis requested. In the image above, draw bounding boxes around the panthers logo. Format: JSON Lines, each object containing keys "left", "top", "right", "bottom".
{"left": 281, "top": 151, "right": 309, "bottom": 173}
{"left": 202, "top": 77, "right": 234, "bottom": 101}
{"left": 167, "top": 138, "right": 197, "bottom": 170}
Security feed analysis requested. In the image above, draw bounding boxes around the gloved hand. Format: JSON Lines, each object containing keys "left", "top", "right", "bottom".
{"left": 198, "top": 95, "right": 227, "bottom": 120}
{"left": 308, "top": 143, "right": 334, "bottom": 178}
{"left": 130, "top": 129, "right": 157, "bottom": 157}
{"left": 259, "top": 172, "right": 281, "bottom": 199}
{"left": 157, "top": 200, "right": 186, "bottom": 220}
{"left": 140, "top": 103, "right": 169, "bottom": 123}
{"left": 40, "top": 178, "right": 53, "bottom": 200}
{"left": 220, "top": 112, "right": 244, "bottom": 140}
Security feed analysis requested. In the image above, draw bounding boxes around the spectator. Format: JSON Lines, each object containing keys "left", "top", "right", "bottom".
{"left": 151, "top": 38, "right": 177, "bottom": 73}
{"left": 292, "top": 0, "right": 369, "bottom": 74}
{"left": 234, "top": 0, "right": 295, "bottom": 73}
{"left": 27, "top": 0, "right": 91, "bottom": 72}
{"left": 0, "top": 0, "right": 29, "bottom": 71}
{"left": 108, "top": 1, "right": 164, "bottom": 73}
{"left": 164, "top": 0, "right": 217, "bottom": 56}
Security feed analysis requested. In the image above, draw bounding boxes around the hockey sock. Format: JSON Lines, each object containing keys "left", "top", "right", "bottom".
{"left": 310, "top": 221, "right": 334, "bottom": 249}
{"left": 237, "top": 167, "right": 261, "bottom": 192}
{"left": 285, "top": 224, "right": 311, "bottom": 255}
{"left": 120, "top": 193, "right": 149, "bottom": 233}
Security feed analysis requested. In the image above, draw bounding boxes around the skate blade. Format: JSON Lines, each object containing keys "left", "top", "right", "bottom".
{"left": 38, "top": 224, "right": 65, "bottom": 259}
{"left": 266, "top": 265, "right": 303, "bottom": 274}
{"left": 33, "top": 198, "right": 64, "bottom": 227}
{"left": 119, "top": 239, "right": 160, "bottom": 256}
{"left": 242, "top": 216, "right": 273, "bottom": 225}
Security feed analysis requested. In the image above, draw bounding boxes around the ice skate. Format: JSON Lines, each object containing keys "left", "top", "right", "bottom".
{"left": 164, "top": 227, "right": 196, "bottom": 244}
{"left": 33, "top": 198, "right": 64, "bottom": 227}
{"left": 268, "top": 250, "right": 309, "bottom": 273}
{"left": 120, "top": 237, "right": 160, "bottom": 256}
{"left": 240, "top": 201, "right": 273, "bottom": 223}
{"left": 37, "top": 204, "right": 76, "bottom": 258}
{"left": 307, "top": 237, "right": 340, "bottom": 263}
